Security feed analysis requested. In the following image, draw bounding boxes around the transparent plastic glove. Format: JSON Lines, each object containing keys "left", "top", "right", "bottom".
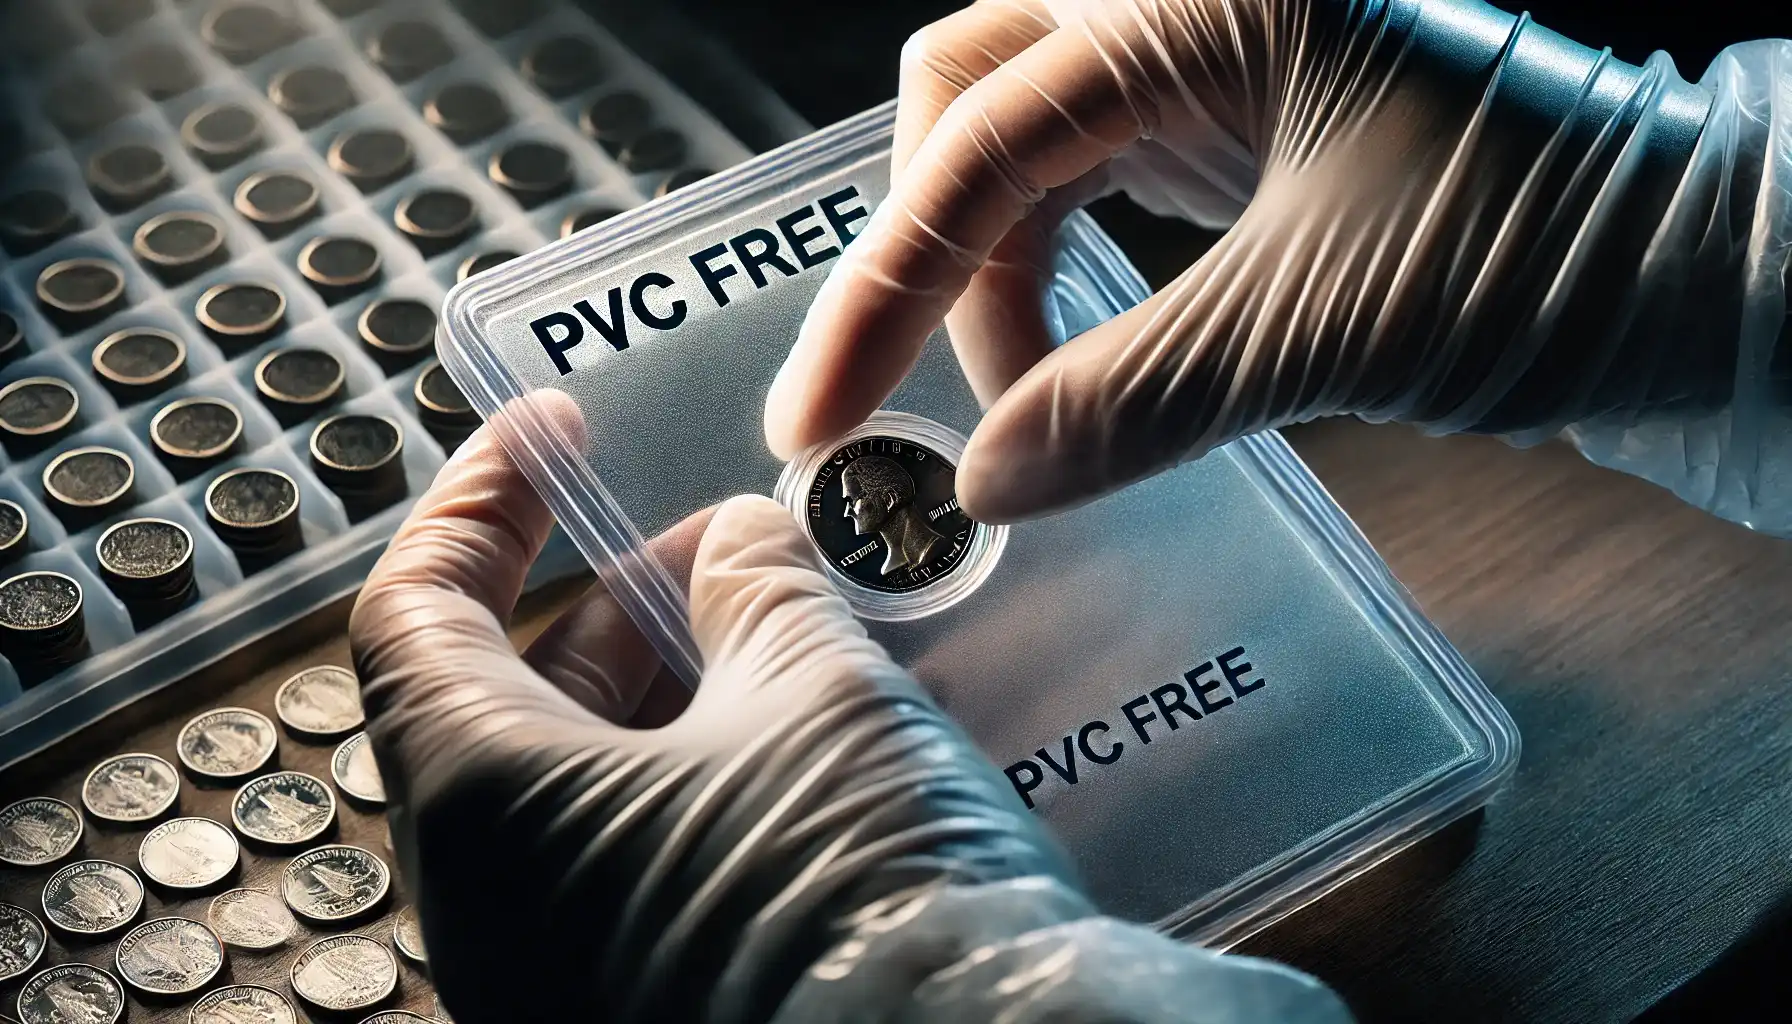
{"left": 768, "top": 0, "right": 1791, "bottom": 532}
{"left": 348, "top": 398, "right": 1352, "bottom": 1023}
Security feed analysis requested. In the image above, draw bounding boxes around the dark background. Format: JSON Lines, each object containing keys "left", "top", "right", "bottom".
{"left": 665, "top": 1, "right": 1792, "bottom": 1020}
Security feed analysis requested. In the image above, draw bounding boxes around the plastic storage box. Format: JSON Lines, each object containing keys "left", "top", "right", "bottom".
{"left": 438, "top": 100, "right": 1523, "bottom": 945}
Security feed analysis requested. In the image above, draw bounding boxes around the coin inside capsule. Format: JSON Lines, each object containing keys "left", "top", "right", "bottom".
{"left": 182, "top": 102, "right": 264, "bottom": 169}
{"left": 327, "top": 127, "right": 413, "bottom": 193}
{"left": 133, "top": 210, "right": 228, "bottom": 284}
{"left": 196, "top": 282, "right": 287, "bottom": 348}
{"left": 93, "top": 327, "right": 187, "bottom": 401}
{"left": 580, "top": 90, "right": 651, "bottom": 153}
{"left": 255, "top": 347, "right": 344, "bottom": 423}
{"left": 43, "top": 446, "right": 136, "bottom": 525}
{"left": 205, "top": 466, "right": 303, "bottom": 567}
{"left": 0, "top": 499, "right": 28, "bottom": 564}
{"left": 423, "top": 81, "right": 508, "bottom": 145}
{"left": 269, "top": 64, "right": 356, "bottom": 129}
{"left": 150, "top": 396, "right": 244, "bottom": 467}
{"left": 0, "top": 188, "right": 77, "bottom": 256}
{"left": 393, "top": 188, "right": 477, "bottom": 256}
{"left": 488, "top": 140, "right": 572, "bottom": 207}
{"left": 86, "top": 143, "right": 173, "bottom": 212}
{"left": 366, "top": 19, "right": 453, "bottom": 82}
{"left": 36, "top": 258, "right": 127, "bottom": 331}
{"left": 456, "top": 249, "right": 517, "bottom": 282}
{"left": 201, "top": 1, "right": 297, "bottom": 65}
{"left": 234, "top": 169, "right": 321, "bottom": 239}
{"left": 296, "top": 235, "right": 381, "bottom": 303}
{"left": 356, "top": 298, "right": 435, "bottom": 370}
{"left": 97, "top": 517, "right": 198, "bottom": 622}
{"left": 125, "top": 41, "right": 201, "bottom": 100}
{"left": 561, "top": 205, "right": 624, "bottom": 240}
{"left": 522, "top": 35, "right": 606, "bottom": 98}
{"left": 0, "top": 377, "right": 79, "bottom": 445}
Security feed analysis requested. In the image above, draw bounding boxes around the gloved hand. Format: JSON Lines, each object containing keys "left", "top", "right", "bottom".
{"left": 348, "top": 398, "right": 1352, "bottom": 1023}
{"left": 767, "top": 0, "right": 1789, "bottom": 530}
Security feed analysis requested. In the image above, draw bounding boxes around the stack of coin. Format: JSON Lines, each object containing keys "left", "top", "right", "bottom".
{"left": 182, "top": 101, "right": 264, "bottom": 169}
{"left": 205, "top": 467, "right": 305, "bottom": 571}
{"left": 0, "top": 188, "right": 78, "bottom": 256}
{"left": 310, "top": 413, "right": 406, "bottom": 519}
{"left": 298, "top": 234, "right": 383, "bottom": 304}
{"left": 269, "top": 64, "right": 356, "bottom": 129}
{"left": 414, "top": 361, "right": 479, "bottom": 451}
{"left": 85, "top": 142, "right": 173, "bottom": 212}
{"left": 522, "top": 35, "right": 606, "bottom": 98}
{"left": 42, "top": 446, "right": 135, "bottom": 529}
{"left": 329, "top": 127, "right": 415, "bottom": 193}
{"left": 255, "top": 347, "right": 345, "bottom": 425}
{"left": 357, "top": 298, "right": 436, "bottom": 372}
{"left": 96, "top": 517, "right": 198, "bottom": 626}
{"left": 424, "top": 81, "right": 508, "bottom": 144}
{"left": 0, "top": 376, "right": 79, "bottom": 454}
{"left": 151, "top": 397, "right": 244, "bottom": 476}
{"left": 91, "top": 327, "right": 188, "bottom": 403}
{"left": 0, "top": 570, "right": 87, "bottom": 682}
{"left": 367, "top": 19, "right": 453, "bottom": 82}
{"left": 197, "top": 281, "right": 287, "bottom": 350}
{"left": 201, "top": 0, "right": 297, "bottom": 65}
{"left": 0, "top": 499, "right": 26, "bottom": 565}
{"left": 394, "top": 188, "right": 478, "bottom": 256}
{"left": 234, "top": 169, "right": 321, "bottom": 239}
{"left": 36, "top": 258, "right": 127, "bottom": 332}
{"left": 580, "top": 90, "right": 651, "bottom": 155}
{"left": 132, "top": 210, "right": 229, "bottom": 285}
{"left": 488, "top": 140, "right": 572, "bottom": 208}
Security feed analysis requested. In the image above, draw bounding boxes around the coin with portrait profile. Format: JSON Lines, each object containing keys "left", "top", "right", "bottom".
{"left": 802, "top": 434, "right": 977, "bottom": 595}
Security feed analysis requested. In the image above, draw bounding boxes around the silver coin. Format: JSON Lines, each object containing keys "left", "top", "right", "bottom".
{"left": 0, "top": 903, "right": 46, "bottom": 983}
{"left": 138, "top": 817, "right": 239, "bottom": 889}
{"left": 0, "top": 797, "right": 82, "bottom": 866}
{"left": 207, "top": 888, "right": 295, "bottom": 950}
{"left": 434, "top": 995, "right": 453, "bottom": 1022}
{"left": 361, "top": 1013, "right": 434, "bottom": 1023}
{"left": 275, "top": 665, "right": 364, "bottom": 735}
{"left": 331, "top": 732, "right": 386, "bottom": 804}
{"left": 42, "top": 860, "right": 144, "bottom": 934}
{"left": 189, "top": 983, "right": 298, "bottom": 1024}
{"left": 232, "top": 771, "right": 336, "bottom": 845}
{"left": 177, "top": 707, "right": 278, "bottom": 779}
{"left": 282, "top": 844, "right": 388, "bottom": 922}
{"left": 115, "top": 916, "right": 225, "bottom": 995}
{"left": 17, "top": 963, "right": 124, "bottom": 1024}
{"left": 82, "top": 752, "right": 179, "bottom": 822}
{"left": 290, "top": 934, "right": 397, "bottom": 1011}
{"left": 391, "top": 904, "right": 425, "bottom": 964}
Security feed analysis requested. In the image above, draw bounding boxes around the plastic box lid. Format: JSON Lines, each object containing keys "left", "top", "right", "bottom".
{"left": 438, "top": 100, "right": 1521, "bottom": 946}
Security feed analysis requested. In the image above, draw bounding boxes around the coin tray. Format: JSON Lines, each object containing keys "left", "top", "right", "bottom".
{"left": 0, "top": 0, "right": 763, "bottom": 768}
{"left": 439, "top": 102, "right": 1521, "bottom": 947}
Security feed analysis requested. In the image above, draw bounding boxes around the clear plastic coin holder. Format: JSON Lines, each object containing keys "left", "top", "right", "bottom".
{"left": 0, "top": 0, "right": 768, "bottom": 769}
{"left": 439, "top": 100, "right": 1522, "bottom": 946}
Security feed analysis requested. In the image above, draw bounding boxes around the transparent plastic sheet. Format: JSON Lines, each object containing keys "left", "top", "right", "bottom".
{"left": 0, "top": 0, "right": 770, "bottom": 770}
{"left": 439, "top": 101, "right": 1519, "bottom": 945}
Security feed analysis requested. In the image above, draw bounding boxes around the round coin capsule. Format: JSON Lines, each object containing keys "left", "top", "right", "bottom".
{"left": 232, "top": 770, "right": 335, "bottom": 846}
{"left": 82, "top": 752, "right": 178, "bottom": 824}
{"left": 201, "top": 1, "right": 296, "bottom": 65}
{"left": 561, "top": 204, "right": 624, "bottom": 239}
{"left": 207, "top": 888, "right": 296, "bottom": 951}
{"left": 269, "top": 64, "right": 355, "bottom": 129}
{"left": 132, "top": 210, "right": 228, "bottom": 284}
{"left": 177, "top": 707, "right": 278, "bottom": 780}
{"left": 297, "top": 235, "right": 381, "bottom": 305}
{"left": 234, "top": 169, "right": 321, "bottom": 239}
{"left": 191, "top": 983, "right": 298, "bottom": 1024}
{"left": 125, "top": 41, "right": 200, "bottom": 100}
{"left": 327, "top": 127, "right": 414, "bottom": 193}
{"left": 151, "top": 397, "right": 244, "bottom": 471}
{"left": 0, "top": 571, "right": 86, "bottom": 681}
{"left": 115, "top": 917, "right": 224, "bottom": 995}
{"left": 0, "top": 189, "right": 77, "bottom": 256}
{"left": 136, "top": 817, "right": 238, "bottom": 890}
{"left": 196, "top": 281, "right": 286, "bottom": 348}
{"left": 659, "top": 167, "right": 714, "bottom": 197}
{"left": 456, "top": 248, "right": 517, "bottom": 282}
{"left": 0, "top": 903, "right": 46, "bottom": 981}
{"left": 522, "top": 35, "right": 606, "bottom": 97}
{"left": 182, "top": 101, "right": 263, "bottom": 169}
{"left": 281, "top": 846, "right": 388, "bottom": 924}
{"left": 424, "top": 81, "right": 508, "bottom": 144}
{"left": 621, "top": 127, "right": 689, "bottom": 174}
{"left": 44, "top": 446, "right": 135, "bottom": 527}
{"left": 17, "top": 963, "right": 125, "bottom": 1024}
{"left": 205, "top": 467, "right": 303, "bottom": 568}
{"left": 86, "top": 142, "right": 173, "bottom": 212}
{"left": 0, "top": 797, "right": 82, "bottom": 867}
{"left": 92, "top": 327, "right": 187, "bottom": 402}
{"left": 309, "top": 413, "right": 405, "bottom": 517}
{"left": 580, "top": 90, "right": 651, "bottom": 153}
{"left": 414, "top": 360, "right": 477, "bottom": 449}
{"left": 488, "top": 140, "right": 572, "bottom": 207}
{"left": 274, "top": 664, "right": 362, "bottom": 735}
{"left": 366, "top": 19, "right": 453, "bottom": 82}
{"left": 254, "top": 346, "right": 344, "bottom": 423}
{"left": 0, "top": 377, "right": 79, "bottom": 446}
{"left": 0, "top": 311, "right": 23, "bottom": 366}
{"left": 394, "top": 187, "right": 477, "bottom": 256}
{"left": 36, "top": 257, "right": 127, "bottom": 331}
{"left": 356, "top": 297, "right": 435, "bottom": 370}
{"left": 0, "top": 499, "right": 26, "bottom": 564}
{"left": 97, "top": 517, "right": 197, "bottom": 624}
